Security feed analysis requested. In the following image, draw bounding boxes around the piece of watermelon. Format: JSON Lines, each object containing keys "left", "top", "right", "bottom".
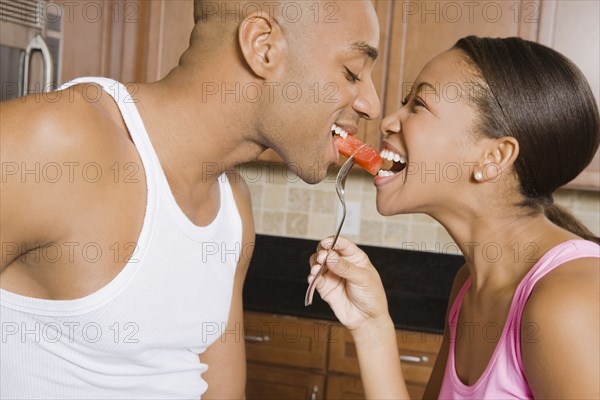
{"left": 335, "top": 134, "right": 383, "bottom": 175}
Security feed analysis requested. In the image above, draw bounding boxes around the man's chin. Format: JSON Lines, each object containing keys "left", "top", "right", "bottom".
{"left": 287, "top": 162, "right": 330, "bottom": 184}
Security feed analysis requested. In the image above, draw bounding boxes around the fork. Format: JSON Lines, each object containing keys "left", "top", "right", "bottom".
{"left": 305, "top": 155, "right": 356, "bottom": 306}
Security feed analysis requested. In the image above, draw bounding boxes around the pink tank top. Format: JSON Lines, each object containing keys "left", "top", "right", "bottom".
{"left": 438, "top": 239, "right": 600, "bottom": 399}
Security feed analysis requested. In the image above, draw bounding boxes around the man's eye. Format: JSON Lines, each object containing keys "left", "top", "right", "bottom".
{"left": 344, "top": 67, "right": 360, "bottom": 83}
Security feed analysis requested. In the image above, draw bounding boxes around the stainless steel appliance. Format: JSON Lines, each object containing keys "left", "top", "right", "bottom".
{"left": 0, "top": 0, "right": 62, "bottom": 101}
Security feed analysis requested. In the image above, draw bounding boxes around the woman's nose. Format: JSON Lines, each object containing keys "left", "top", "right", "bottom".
{"left": 380, "top": 111, "right": 401, "bottom": 137}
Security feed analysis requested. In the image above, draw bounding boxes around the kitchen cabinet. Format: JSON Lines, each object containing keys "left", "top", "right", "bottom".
{"left": 243, "top": 311, "right": 329, "bottom": 400}
{"left": 327, "top": 325, "right": 442, "bottom": 399}
{"left": 537, "top": 0, "right": 599, "bottom": 190}
{"left": 243, "top": 311, "right": 443, "bottom": 399}
{"left": 53, "top": 0, "right": 154, "bottom": 84}
{"left": 55, "top": 0, "right": 598, "bottom": 189}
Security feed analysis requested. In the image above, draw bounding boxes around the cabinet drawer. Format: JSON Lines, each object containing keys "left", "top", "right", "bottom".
{"left": 328, "top": 326, "right": 442, "bottom": 385}
{"left": 244, "top": 312, "right": 330, "bottom": 370}
{"left": 247, "top": 363, "right": 325, "bottom": 400}
{"left": 326, "top": 374, "right": 426, "bottom": 400}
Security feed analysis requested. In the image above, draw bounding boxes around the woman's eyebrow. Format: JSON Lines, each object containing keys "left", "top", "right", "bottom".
{"left": 415, "top": 81, "right": 438, "bottom": 95}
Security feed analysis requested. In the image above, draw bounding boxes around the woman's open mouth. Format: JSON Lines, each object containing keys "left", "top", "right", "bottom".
{"left": 377, "top": 148, "right": 406, "bottom": 177}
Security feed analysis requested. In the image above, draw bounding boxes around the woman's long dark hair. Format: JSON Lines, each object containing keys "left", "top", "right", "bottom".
{"left": 454, "top": 36, "right": 600, "bottom": 243}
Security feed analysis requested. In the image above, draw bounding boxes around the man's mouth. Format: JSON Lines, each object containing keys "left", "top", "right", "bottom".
{"left": 331, "top": 123, "right": 351, "bottom": 139}
{"left": 377, "top": 148, "right": 406, "bottom": 177}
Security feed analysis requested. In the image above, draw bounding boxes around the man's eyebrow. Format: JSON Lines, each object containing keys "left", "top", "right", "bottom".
{"left": 350, "top": 42, "right": 378, "bottom": 60}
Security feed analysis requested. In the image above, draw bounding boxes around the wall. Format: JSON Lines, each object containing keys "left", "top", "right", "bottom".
{"left": 240, "top": 163, "right": 599, "bottom": 255}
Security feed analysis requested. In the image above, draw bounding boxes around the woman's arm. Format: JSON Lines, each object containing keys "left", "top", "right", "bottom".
{"left": 309, "top": 237, "right": 409, "bottom": 398}
{"left": 521, "top": 257, "right": 599, "bottom": 399}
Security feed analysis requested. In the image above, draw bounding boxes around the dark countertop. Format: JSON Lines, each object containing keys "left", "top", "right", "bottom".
{"left": 243, "top": 235, "right": 464, "bottom": 334}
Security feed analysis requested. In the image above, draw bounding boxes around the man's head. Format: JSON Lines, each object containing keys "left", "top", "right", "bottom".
{"left": 186, "top": 0, "right": 381, "bottom": 183}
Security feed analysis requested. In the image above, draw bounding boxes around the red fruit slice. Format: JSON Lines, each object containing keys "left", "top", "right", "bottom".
{"left": 335, "top": 134, "right": 383, "bottom": 175}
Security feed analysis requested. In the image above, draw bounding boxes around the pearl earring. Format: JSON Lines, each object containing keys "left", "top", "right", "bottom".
{"left": 474, "top": 171, "right": 484, "bottom": 181}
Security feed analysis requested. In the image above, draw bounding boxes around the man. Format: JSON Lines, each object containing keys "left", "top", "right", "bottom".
{"left": 0, "top": 0, "right": 380, "bottom": 397}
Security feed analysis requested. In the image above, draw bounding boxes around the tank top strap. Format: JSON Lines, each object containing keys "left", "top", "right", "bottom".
{"left": 447, "top": 275, "right": 473, "bottom": 341}
{"left": 58, "top": 77, "right": 162, "bottom": 178}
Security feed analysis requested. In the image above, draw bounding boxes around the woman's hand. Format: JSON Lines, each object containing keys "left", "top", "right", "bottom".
{"left": 308, "top": 236, "right": 390, "bottom": 331}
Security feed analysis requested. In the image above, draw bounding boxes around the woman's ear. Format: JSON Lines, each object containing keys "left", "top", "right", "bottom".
{"left": 238, "top": 13, "right": 286, "bottom": 79}
{"left": 475, "top": 136, "right": 520, "bottom": 182}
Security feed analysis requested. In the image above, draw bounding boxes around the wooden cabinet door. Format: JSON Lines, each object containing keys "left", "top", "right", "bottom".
{"left": 384, "top": 0, "right": 539, "bottom": 115}
{"left": 328, "top": 326, "right": 442, "bottom": 390}
{"left": 246, "top": 363, "right": 324, "bottom": 400}
{"left": 144, "top": 0, "right": 194, "bottom": 82}
{"left": 54, "top": 0, "right": 153, "bottom": 84}
{"left": 538, "top": 0, "right": 599, "bottom": 190}
{"left": 244, "top": 312, "right": 330, "bottom": 371}
{"left": 326, "top": 374, "right": 426, "bottom": 400}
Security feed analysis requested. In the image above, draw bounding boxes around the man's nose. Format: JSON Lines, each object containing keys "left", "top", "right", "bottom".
{"left": 353, "top": 79, "right": 381, "bottom": 120}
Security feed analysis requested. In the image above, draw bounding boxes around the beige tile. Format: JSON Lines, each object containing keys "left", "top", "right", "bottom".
{"left": 436, "top": 226, "right": 461, "bottom": 255}
{"left": 252, "top": 209, "right": 263, "bottom": 233}
{"left": 409, "top": 224, "right": 440, "bottom": 253}
{"left": 554, "top": 189, "right": 578, "bottom": 211}
{"left": 311, "top": 189, "right": 337, "bottom": 214}
{"left": 261, "top": 211, "right": 285, "bottom": 235}
{"left": 307, "top": 213, "right": 337, "bottom": 240}
{"left": 263, "top": 185, "right": 287, "bottom": 211}
{"left": 361, "top": 192, "right": 380, "bottom": 219}
{"left": 574, "top": 190, "right": 600, "bottom": 213}
{"left": 286, "top": 212, "right": 308, "bottom": 236}
{"left": 359, "top": 220, "right": 384, "bottom": 245}
{"left": 247, "top": 182, "right": 263, "bottom": 208}
{"left": 383, "top": 221, "right": 410, "bottom": 248}
{"left": 577, "top": 212, "right": 600, "bottom": 236}
{"left": 288, "top": 188, "right": 311, "bottom": 212}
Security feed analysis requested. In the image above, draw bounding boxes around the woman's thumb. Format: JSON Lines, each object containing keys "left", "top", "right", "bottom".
{"left": 325, "top": 251, "right": 357, "bottom": 281}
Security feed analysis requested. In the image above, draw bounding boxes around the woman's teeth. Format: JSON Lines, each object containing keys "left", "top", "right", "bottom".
{"left": 331, "top": 123, "right": 349, "bottom": 139}
{"left": 377, "top": 149, "right": 406, "bottom": 177}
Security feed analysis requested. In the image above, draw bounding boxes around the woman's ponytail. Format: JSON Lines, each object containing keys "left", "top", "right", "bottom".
{"left": 544, "top": 203, "right": 599, "bottom": 244}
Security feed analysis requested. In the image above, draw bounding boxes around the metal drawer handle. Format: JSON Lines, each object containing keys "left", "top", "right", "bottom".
{"left": 400, "top": 355, "right": 429, "bottom": 363}
{"left": 22, "top": 34, "right": 54, "bottom": 96}
{"left": 244, "top": 335, "right": 270, "bottom": 343}
{"left": 310, "top": 384, "right": 318, "bottom": 400}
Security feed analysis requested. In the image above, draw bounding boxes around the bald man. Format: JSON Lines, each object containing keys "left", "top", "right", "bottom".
{"left": 0, "top": 1, "right": 381, "bottom": 398}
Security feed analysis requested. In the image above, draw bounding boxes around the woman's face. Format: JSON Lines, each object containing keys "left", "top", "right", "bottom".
{"left": 374, "top": 49, "right": 483, "bottom": 216}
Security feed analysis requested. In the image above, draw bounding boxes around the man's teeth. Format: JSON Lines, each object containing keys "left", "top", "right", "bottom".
{"left": 331, "top": 123, "right": 349, "bottom": 139}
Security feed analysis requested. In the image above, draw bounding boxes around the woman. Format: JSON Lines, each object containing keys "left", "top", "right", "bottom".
{"left": 308, "top": 36, "right": 600, "bottom": 399}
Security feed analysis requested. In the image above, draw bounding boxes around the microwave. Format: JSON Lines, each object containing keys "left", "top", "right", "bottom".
{"left": 0, "top": 0, "right": 62, "bottom": 102}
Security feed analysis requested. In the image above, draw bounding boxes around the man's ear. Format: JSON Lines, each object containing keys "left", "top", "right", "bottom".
{"left": 476, "top": 136, "right": 519, "bottom": 182}
{"left": 238, "top": 13, "right": 286, "bottom": 79}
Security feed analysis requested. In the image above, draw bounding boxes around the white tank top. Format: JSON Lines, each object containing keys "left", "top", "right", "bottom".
{"left": 0, "top": 77, "right": 243, "bottom": 399}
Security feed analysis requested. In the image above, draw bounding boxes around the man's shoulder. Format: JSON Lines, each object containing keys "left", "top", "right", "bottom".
{"left": 1, "top": 84, "right": 132, "bottom": 166}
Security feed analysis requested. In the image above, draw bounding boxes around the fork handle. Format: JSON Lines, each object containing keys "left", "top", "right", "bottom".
{"left": 304, "top": 249, "right": 334, "bottom": 306}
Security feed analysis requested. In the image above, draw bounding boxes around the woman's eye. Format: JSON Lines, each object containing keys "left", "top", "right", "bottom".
{"left": 344, "top": 67, "right": 360, "bottom": 83}
{"left": 414, "top": 97, "right": 427, "bottom": 109}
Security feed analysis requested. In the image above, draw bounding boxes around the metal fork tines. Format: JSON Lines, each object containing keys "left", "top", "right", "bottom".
{"left": 305, "top": 156, "right": 355, "bottom": 306}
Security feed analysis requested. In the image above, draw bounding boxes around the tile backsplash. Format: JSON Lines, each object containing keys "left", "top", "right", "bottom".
{"left": 239, "top": 163, "right": 600, "bottom": 255}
